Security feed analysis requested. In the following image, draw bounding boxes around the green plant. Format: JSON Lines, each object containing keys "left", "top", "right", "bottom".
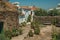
{"left": 52, "top": 31, "right": 60, "bottom": 40}
{"left": 56, "top": 33, "right": 60, "bottom": 40}
{"left": 52, "top": 33, "right": 57, "bottom": 40}
{"left": 28, "top": 30, "right": 33, "bottom": 37}
{"left": 34, "top": 28, "right": 40, "bottom": 35}
{"left": 21, "top": 22, "right": 26, "bottom": 27}
{"left": 27, "top": 15, "right": 31, "bottom": 22}
{"left": 52, "top": 18, "right": 58, "bottom": 25}
{"left": 34, "top": 8, "right": 48, "bottom": 16}
{"left": 11, "top": 27, "right": 19, "bottom": 37}
{"left": 4, "top": 26, "right": 23, "bottom": 39}
{"left": 4, "top": 30, "right": 12, "bottom": 39}
{"left": 31, "top": 22, "right": 35, "bottom": 29}
{"left": 11, "top": 27, "right": 23, "bottom": 37}
{"left": 31, "top": 21, "right": 40, "bottom": 35}
{"left": 0, "top": 34, "right": 10, "bottom": 40}
{"left": 31, "top": 22, "right": 39, "bottom": 29}
{"left": 18, "top": 28, "right": 23, "bottom": 35}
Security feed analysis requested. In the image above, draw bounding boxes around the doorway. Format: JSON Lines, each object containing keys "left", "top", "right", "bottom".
{"left": 0, "top": 22, "right": 3, "bottom": 33}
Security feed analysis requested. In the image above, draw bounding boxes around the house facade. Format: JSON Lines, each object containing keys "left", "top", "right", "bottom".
{"left": 19, "top": 6, "right": 35, "bottom": 23}
{"left": 0, "top": 1, "right": 19, "bottom": 33}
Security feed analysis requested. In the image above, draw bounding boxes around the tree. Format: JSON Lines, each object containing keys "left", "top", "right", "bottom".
{"left": 34, "top": 8, "right": 48, "bottom": 16}
{"left": 48, "top": 8, "right": 60, "bottom": 16}
{"left": 57, "top": 10, "right": 60, "bottom": 16}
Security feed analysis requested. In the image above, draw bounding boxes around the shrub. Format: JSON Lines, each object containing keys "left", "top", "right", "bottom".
{"left": 34, "top": 28, "right": 40, "bottom": 35}
{"left": 11, "top": 27, "right": 20, "bottom": 37}
{"left": 4, "top": 30, "right": 12, "bottom": 39}
{"left": 31, "top": 22, "right": 35, "bottom": 29}
{"left": 5, "top": 27, "right": 23, "bottom": 38}
{"left": 28, "top": 30, "right": 33, "bottom": 37}
{"left": 0, "top": 34, "right": 10, "bottom": 40}
{"left": 18, "top": 28, "right": 23, "bottom": 35}
{"left": 31, "top": 21, "right": 40, "bottom": 29}
{"left": 31, "top": 22, "right": 40, "bottom": 35}
{"left": 56, "top": 33, "right": 60, "bottom": 40}
{"left": 52, "top": 36, "right": 56, "bottom": 40}
{"left": 11, "top": 31, "right": 19, "bottom": 37}
{"left": 52, "top": 19, "right": 58, "bottom": 25}
{"left": 27, "top": 15, "right": 31, "bottom": 22}
{"left": 11, "top": 27, "right": 23, "bottom": 37}
{"left": 52, "top": 32, "right": 57, "bottom": 40}
{"left": 21, "top": 22, "right": 26, "bottom": 27}
{"left": 52, "top": 32, "right": 60, "bottom": 40}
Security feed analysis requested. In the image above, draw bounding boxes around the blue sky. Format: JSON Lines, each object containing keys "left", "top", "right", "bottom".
{"left": 10, "top": 0, "right": 60, "bottom": 10}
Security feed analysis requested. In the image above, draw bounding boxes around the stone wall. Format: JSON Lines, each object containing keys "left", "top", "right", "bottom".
{"left": 34, "top": 16, "right": 60, "bottom": 24}
{"left": 0, "top": 11, "right": 19, "bottom": 30}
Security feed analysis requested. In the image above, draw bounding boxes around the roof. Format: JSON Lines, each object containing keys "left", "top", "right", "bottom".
{"left": 20, "top": 6, "right": 31, "bottom": 10}
{"left": 31, "top": 6, "right": 37, "bottom": 10}
{"left": 20, "top": 6, "right": 37, "bottom": 10}
{"left": 0, "top": 1, "right": 18, "bottom": 12}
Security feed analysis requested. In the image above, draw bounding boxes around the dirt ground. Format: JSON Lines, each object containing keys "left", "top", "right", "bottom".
{"left": 11, "top": 24, "right": 31, "bottom": 40}
{"left": 11, "top": 25, "right": 60, "bottom": 40}
{"left": 24, "top": 25, "right": 52, "bottom": 40}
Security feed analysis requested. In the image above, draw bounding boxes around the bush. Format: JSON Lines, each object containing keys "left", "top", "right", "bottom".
{"left": 34, "top": 28, "right": 40, "bottom": 35}
{"left": 56, "top": 33, "right": 60, "bottom": 40}
{"left": 11, "top": 28, "right": 19, "bottom": 37}
{"left": 31, "top": 22, "right": 40, "bottom": 35}
{"left": 11, "top": 27, "right": 23, "bottom": 37}
{"left": 28, "top": 30, "right": 33, "bottom": 37}
{"left": 21, "top": 22, "right": 26, "bottom": 27}
{"left": 31, "top": 22, "right": 36, "bottom": 29}
{"left": 18, "top": 28, "right": 23, "bottom": 35}
{"left": 52, "top": 32, "right": 57, "bottom": 40}
{"left": 27, "top": 15, "right": 31, "bottom": 22}
{"left": 4, "top": 27, "right": 23, "bottom": 38}
{"left": 0, "top": 34, "right": 10, "bottom": 40}
{"left": 52, "top": 33, "right": 60, "bottom": 40}
{"left": 4, "top": 30, "right": 12, "bottom": 39}
{"left": 31, "top": 22, "right": 39, "bottom": 29}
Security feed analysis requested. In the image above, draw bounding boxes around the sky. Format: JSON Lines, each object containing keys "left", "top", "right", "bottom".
{"left": 10, "top": 0, "right": 60, "bottom": 10}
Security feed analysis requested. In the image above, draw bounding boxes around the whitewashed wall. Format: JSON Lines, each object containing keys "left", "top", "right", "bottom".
{"left": 19, "top": 9, "right": 32, "bottom": 24}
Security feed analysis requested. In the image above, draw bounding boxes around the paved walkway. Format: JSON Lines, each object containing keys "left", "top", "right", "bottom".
{"left": 11, "top": 24, "right": 31, "bottom": 40}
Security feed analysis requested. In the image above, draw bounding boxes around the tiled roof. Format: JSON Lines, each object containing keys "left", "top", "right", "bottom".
{"left": 20, "top": 6, "right": 37, "bottom": 10}
{"left": 20, "top": 6, "right": 31, "bottom": 10}
{"left": 31, "top": 6, "right": 37, "bottom": 10}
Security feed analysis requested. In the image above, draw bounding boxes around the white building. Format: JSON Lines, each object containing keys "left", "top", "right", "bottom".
{"left": 12, "top": 2, "right": 36, "bottom": 24}
{"left": 49, "top": 3, "right": 60, "bottom": 11}
{"left": 19, "top": 6, "right": 35, "bottom": 23}
{"left": 56, "top": 3, "right": 60, "bottom": 10}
